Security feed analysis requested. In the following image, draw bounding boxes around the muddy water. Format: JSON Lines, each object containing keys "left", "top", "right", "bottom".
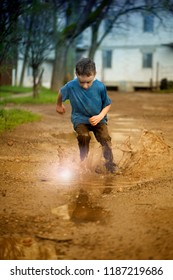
{"left": 37, "top": 110, "right": 173, "bottom": 226}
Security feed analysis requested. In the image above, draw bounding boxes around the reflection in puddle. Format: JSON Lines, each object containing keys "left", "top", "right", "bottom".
{"left": 51, "top": 176, "right": 114, "bottom": 223}
{"left": 51, "top": 187, "right": 109, "bottom": 223}
{"left": 69, "top": 189, "right": 108, "bottom": 223}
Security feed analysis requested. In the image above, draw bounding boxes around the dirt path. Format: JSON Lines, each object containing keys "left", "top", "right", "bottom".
{"left": 0, "top": 92, "right": 173, "bottom": 260}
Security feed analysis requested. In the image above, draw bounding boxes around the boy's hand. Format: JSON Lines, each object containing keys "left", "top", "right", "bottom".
{"left": 56, "top": 104, "right": 65, "bottom": 114}
{"left": 89, "top": 113, "right": 104, "bottom": 126}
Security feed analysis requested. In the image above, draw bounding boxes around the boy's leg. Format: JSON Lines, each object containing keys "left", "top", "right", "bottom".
{"left": 75, "top": 124, "right": 91, "bottom": 161}
{"left": 93, "top": 123, "right": 116, "bottom": 172}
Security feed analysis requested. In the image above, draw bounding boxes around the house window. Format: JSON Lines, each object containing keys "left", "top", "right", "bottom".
{"left": 103, "top": 50, "right": 112, "bottom": 68}
{"left": 143, "top": 53, "right": 153, "bottom": 68}
{"left": 143, "top": 14, "right": 154, "bottom": 33}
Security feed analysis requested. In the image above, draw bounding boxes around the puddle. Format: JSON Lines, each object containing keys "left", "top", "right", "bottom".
{"left": 116, "top": 117, "right": 136, "bottom": 122}
{"left": 51, "top": 205, "right": 70, "bottom": 220}
{"left": 69, "top": 189, "right": 107, "bottom": 223}
{"left": 111, "top": 131, "right": 139, "bottom": 142}
{"left": 110, "top": 115, "right": 141, "bottom": 142}
{"left": 52, "top": 188, "right": 109, "bottom": 224}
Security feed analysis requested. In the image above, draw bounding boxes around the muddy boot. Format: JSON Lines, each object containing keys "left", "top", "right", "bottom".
{"left": 77, "top": 134, "right": 91, "bottom": 161}
{"left": 105, "top": 161, "right": 117, "bottom": 173}
{"left": 102, "top": 142, "right": 117, "bottom": 173}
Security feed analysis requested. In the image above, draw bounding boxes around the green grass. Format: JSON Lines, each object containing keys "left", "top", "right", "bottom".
{"left": 0, "top": 86, "right": 58, "bottom": 133}
{"left": 0, "top": 108, "right": 41, "bottom": 133}
{"left": 0, "top": 91, "right": 12, "bottom": 98}
{"left": 0, "top": 85, "right": 32, "bottom": 93}
{"left": 155, "top": 89, "right": 173, "bottom": 94}
{"left": 0, "top": 86, "right": 58, "bottom": 105}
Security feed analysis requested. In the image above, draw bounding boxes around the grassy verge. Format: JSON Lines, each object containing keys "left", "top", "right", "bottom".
{"left": 0, "top": 86, "right": 58, "bottom": 105}
{"left": 0, "top": 86, "right": 59, "bottom": 133}
{"left": 154, "top": 89, "right": 173, "bottom": 94}
{"left": 0, "top": 85, "right": 32, "bottom": 94}
{"left": 0, "top": 108, "right": 41, "bottom": 133}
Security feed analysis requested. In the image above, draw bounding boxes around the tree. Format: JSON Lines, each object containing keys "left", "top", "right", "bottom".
{"left": 19, "top": 0, "right": 56, "bottom": 97}
{"left": 0, "top": 0, "right": 23, "bottom": 84}
{"left": 88, "top": 0, "right": 173, "bottom": 60}
{"left": 51, "top": 0, "right": 173, "bottom": 91}
{"left": 2, "top": 0, "right": 172, "bottom": 92}
{"left": 51, "top": 0, "right": 114, "bottom": 91}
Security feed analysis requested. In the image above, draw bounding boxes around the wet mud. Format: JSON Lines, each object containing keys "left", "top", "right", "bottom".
{"left": 0, "top": 92, "right": 173, "bottom": 260}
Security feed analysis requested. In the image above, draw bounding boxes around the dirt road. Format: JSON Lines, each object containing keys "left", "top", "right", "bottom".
{"left": 0, "top": 91, "right": 173, "bottom": 260}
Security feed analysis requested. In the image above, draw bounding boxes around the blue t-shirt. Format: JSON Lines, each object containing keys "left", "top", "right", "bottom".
{"left": 60, "top": 78, "right": 112, "bottom": 128}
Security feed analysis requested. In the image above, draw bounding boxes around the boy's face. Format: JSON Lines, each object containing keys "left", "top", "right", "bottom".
{"left": 76, "top": 74, "right": 95, "bottom": 90}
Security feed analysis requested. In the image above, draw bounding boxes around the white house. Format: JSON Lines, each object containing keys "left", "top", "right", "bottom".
{"left": 85, "top": 12, "right": 173, "bottom": 91}
{"left": 14, "top": 11, "right": 173, "bottom": 92}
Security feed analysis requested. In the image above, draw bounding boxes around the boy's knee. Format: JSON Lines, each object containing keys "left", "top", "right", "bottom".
{"left": 77, "top": 133, "right": 91, "bottom": 143}
{"left": 99, "top": 135, "right": 111, "bottom": 146}
{"left": 95, "top": 124, "right": 111, "bottom": 144}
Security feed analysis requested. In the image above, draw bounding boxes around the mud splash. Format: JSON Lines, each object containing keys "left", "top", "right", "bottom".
{"left": 55, "top": 129, "right": 173, "bottom": 182}
{"left": 118, "top": 130, "right": 173, "bottom": 179}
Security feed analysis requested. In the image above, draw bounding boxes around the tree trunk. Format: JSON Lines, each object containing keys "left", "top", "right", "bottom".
{"left": 19, "top": 44, "right": 29, "bottom": 86}
{"left": 65, "top": 41, "right": 76, "bottom": 82}
{"left": 88, "top": 24, "right": 99, "bottom": 60}
{"left": 37, "top": 68, "right": 44, "bottom": 87}
{"left": 32, "top": 67, "right": 39, "bottom": 98}
{"left": 51, "top": 42, "right": 68, "bottom": 91}
{"left": 20, "top": 16, "right": 33, "bottom": 86}
{"left": 14, "top": 48, "right": 18, "bottom": 86}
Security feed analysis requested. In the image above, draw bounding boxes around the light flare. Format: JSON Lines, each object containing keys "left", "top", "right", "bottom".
{"left": 57, "top": 165, "right": 76, "bottom": 182}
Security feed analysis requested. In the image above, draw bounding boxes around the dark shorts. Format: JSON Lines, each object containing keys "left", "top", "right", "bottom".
{"left": 75, "top": 123, "right": 111, "bottom": 144}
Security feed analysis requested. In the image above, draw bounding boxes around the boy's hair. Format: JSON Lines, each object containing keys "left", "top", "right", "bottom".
{"left": 75, "top": 58, "right": 96, "bottom": 76}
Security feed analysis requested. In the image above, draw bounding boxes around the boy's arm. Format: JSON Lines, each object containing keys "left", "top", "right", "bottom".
{"left": 89, "top": 104, "right": 111, "bottom": 126}
{"left": 56, "top": 92, "right": 66, "bottom": 114}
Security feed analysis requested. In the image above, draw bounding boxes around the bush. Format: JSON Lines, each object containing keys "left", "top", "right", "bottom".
{"left": 160, "top": 78, "right": 173, "bottom": 90}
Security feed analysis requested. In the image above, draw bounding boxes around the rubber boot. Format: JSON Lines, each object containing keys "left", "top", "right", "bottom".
{"left": 77, "top": 134, "right": 91, "bottom": 161}
{"left": 102, "top": 142, "right": 116, "bottom": 173}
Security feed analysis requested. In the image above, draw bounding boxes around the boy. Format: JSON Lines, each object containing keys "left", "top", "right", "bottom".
{"left": 56, "top": 58, "right": 116, "bottom": 173}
